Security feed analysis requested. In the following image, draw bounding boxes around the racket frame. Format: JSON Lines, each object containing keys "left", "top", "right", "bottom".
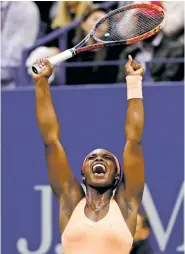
{"left": 75, "top": 2, "right": 166, "bottom": 53}
{"left": 32, "top": 3, "right": 166, "bottom": 74}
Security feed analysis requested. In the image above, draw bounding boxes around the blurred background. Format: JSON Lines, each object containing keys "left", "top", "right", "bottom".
{"left": 1, "top": 1, "right": 184, "bottom": 254}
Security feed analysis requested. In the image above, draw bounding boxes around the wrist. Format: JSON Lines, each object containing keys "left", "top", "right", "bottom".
{"left": 126, "top": 75, "right": 143, "bottom": 80}
{"left": 35, "top": 75, "right": 49, "bottom": 84}
{"left": 126, "top": 75, "right": 143, "bottom": 100}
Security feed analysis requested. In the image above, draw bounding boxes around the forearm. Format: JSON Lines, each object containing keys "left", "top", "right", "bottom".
{"left": 35, "top": 77, "right": 60, "bottom": 144}
{"left": 125, "top": 76, "right": 144, "bottom": 142}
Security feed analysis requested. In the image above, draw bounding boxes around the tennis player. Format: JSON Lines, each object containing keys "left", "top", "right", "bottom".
{"left": 32, "top": 55, "right": 145, "bottom": 254}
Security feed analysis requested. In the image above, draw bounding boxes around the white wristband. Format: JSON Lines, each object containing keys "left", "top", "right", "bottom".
{"left": 126, "top": 75, "right": 143, "bottom": 100}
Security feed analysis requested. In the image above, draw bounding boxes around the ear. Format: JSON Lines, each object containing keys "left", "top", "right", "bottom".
{"left": 113, "top": 175, "right": 120, "bottom": 187}
{"left": 82, "top": 175, "right": 86, "bottom": 185}
{"left": 115, "top": 175, "right": 120, "bottom": 180}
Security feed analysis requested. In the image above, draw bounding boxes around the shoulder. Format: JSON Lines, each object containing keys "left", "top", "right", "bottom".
{"left": 14, "top": 2, "right": 40, "bottom": 18}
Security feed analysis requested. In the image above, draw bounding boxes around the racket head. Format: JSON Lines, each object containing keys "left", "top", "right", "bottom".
{"left": 91, "top": 3, "right": 166, "bottom": 45}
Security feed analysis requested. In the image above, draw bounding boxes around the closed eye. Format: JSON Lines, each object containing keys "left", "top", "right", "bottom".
{"left": 103, "top": 155, "right": 113, "bottom": 161}
{"left": 88, "top": 155, "right": 96, "bottom": 160}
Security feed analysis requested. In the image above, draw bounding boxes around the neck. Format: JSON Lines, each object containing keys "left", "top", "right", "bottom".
{"left": 86, "top": 185, "right": 113, "bottom": 204}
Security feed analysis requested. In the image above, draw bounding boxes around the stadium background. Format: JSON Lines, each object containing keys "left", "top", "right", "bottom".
{"left": 1, "top": 1, "right": 184, "bottom": 254}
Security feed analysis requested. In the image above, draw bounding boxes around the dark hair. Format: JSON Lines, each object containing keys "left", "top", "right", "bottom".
{"left": 73, "top": 5, "right": 108, "bottom": 46}
{"left": 138, "top": 210, "right": 151, "bottom": 229}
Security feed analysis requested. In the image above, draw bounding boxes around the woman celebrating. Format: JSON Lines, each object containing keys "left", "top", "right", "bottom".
{"left": 32, "top": 55, "right": 145, "bottom": 254}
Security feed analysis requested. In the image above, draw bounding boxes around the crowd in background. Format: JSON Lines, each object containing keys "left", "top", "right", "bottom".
{"left": 1, "top": 1, "right": 184, "bottom": 88}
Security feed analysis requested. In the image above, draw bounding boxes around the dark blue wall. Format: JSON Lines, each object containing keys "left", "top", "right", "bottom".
{"left": 2, "top": 82, "right": 184, "bottom": 254}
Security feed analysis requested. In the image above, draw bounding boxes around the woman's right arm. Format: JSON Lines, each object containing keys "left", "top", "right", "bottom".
{"left": 32, "top": 59, "right": 85, "bottom": 230}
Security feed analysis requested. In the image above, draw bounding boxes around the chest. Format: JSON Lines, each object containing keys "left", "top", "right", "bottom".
{"left": 63, "top": 207, "right": 131, "bottom": 246}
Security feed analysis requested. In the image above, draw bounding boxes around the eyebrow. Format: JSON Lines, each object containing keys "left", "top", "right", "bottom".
{"left": 103, "top": 154, "right": 114, "bottom": 159}
{"left": 88, "top": 153, "right": 97, "bottom": 157}
{"left": 89, "top": 153, "right": 114, "bottom": 159}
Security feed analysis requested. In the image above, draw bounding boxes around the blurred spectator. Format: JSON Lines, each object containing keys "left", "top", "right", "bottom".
{"left": 66, "top": 6, "right": 123, "bottom": 85}
{"left": 26, "top": 47, "right": 60, "bottom": 85}
{"left": 1, "top": 1, "right": 40, "bottom": 88}
{"left": 47, "top": 1, "right": 93, "bottom": 49}
{"left": 119, "top": 1, "right": 184, "bottom": 43}
{"left": 118, "top": 1, "right": 134, "bottom": 7}
{"left": 130, "top": 210, "right": 153, "bottom": 254}
{"left": 34, "top": 1, "right": 53, "bottom": 30}
{"left": 51, "top": 1, "right": 93, "bottom": 29}
{"left": 117, "top": 30, "right": 184, "bottom": 82}
{"left": 117, "top": 1, "right": 184, "bottom": 82}
{"left": 162, "top": 1, "right": 184, "bottom": 44}
{"left": 118, "top": 1, "right": 163, "bottom": 8}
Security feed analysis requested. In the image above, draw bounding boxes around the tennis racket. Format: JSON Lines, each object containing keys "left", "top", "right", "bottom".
{"left": 32, "top": 3, "right": 166, "bottom": 74}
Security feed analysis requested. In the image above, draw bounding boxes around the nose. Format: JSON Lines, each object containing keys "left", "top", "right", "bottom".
{"left": 95, "top": 156, "right": 103, "bottom": 162}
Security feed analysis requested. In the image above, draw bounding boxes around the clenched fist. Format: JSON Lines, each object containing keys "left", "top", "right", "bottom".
{"left": 32, "top": 58, "right": 53, "bottom": 81}
{"left": 125, "top": 55, "right": 144, "bottom": 77}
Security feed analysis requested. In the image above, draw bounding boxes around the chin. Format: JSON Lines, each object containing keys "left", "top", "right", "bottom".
{"left": 89, "top": 179, "right": 113, "bottom": 188}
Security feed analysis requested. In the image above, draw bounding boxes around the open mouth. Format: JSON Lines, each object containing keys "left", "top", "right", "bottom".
{"left": 92, "top": 163, "right": 107, "bottom": 176}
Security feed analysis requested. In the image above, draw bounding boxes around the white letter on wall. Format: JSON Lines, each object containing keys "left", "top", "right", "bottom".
{"left": 142, "top": 183, "right": 184, "bottom": 252}
{"left": 17, "top": 185, "right": 52, "bottom": 254}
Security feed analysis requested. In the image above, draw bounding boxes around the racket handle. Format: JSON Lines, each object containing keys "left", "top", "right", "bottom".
{"left": 32, "top": 49, "right": 75, "bottom": 74}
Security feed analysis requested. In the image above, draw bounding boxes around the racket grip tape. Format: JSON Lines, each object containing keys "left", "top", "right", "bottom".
{"left": 32, "top": 49, "right": 75, "bottom": 74}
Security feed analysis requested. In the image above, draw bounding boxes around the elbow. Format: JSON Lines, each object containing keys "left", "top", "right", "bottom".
{"left": 44, "top": 136, "right": 60, "bottom": 147}
{"left": 125, "top": 127, "right": 143, "bottom": 143}
{"left": 126, "top": 139, "right": 142, "bottom": 146}
{"left": 42, "top": 127, "right": 60, "bottom": 145}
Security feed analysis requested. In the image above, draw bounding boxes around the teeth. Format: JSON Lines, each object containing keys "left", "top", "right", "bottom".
{"left": 95, "top": 173, "right": 104, "bottom": 176}
{"left": 93, "top": 164, "right": 106, "bottom": 172}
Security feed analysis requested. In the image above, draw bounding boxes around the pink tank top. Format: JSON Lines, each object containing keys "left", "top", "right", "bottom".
{"left": 62, "top": 198, "right": 133, "bottom": 254}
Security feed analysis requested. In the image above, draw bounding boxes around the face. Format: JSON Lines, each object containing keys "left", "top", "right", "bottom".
{"left": 65, "top": 1, "right": 78, "bottom": 7}
{"left": 81, "top": 10, "right": 106, "bottom": 36}
{"left": 134, "top": 214, "right": 150, "bottom": 241}
{"left": 65, "top": 1, "right": 79, "bottom": 12}
{"left": 82, "top": 149, "right": 118, "bottom": 188}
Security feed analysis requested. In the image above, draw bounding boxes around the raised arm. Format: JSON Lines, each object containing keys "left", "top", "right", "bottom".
{"left": 115, "top": 56, "right": 145, "bottom": 235}
{"left": 32, "top": 59, "right": 85, "bottom": 231}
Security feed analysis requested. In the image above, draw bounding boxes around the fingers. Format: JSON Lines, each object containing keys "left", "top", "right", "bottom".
{"left": 125, "top": 55, "right": 142, "bottom": 70}
{"left": 128, "top": 55, "right": 133, "bottom": 62}
{"left": 127, "top": 55, "right": 142, "bottom": 71}
{"left": 126, "top": 55, "right": 141, "bottom": 69}
{"left": 33, "top": 58, "right": 52, "bottom": 69}
{"left": 34, "top": 58, "right": 45, "bottom": 70}
{"left": 132, "top": 60, "right": 141, "bottom": 71}
{"left": 125, "top": 55, "right": 144, "bottom": 77}
{"left": 125, "top": 55, "right": 133, "bottom": 67}
{"left": 32, "top": 57, "right": 54, "bottom": 80}
{"left": 42, "top": 58, "right": 51, "bottom": 66}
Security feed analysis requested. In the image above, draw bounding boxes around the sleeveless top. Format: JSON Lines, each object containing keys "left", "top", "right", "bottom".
{"left": 62, "top": 198, "right": 133, "bottom": 254}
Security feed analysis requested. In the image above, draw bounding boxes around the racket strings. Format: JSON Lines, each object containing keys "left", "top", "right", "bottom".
{"left": 94, "top": 7, "right": 164, "bottom": 42}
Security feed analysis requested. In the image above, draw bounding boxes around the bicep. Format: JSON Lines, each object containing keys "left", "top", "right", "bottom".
{"left": 45, "top": 140, "right": 84, "bottom": 202}
{"left": 115, "top": 140, "right": 145, "bottom": 208}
